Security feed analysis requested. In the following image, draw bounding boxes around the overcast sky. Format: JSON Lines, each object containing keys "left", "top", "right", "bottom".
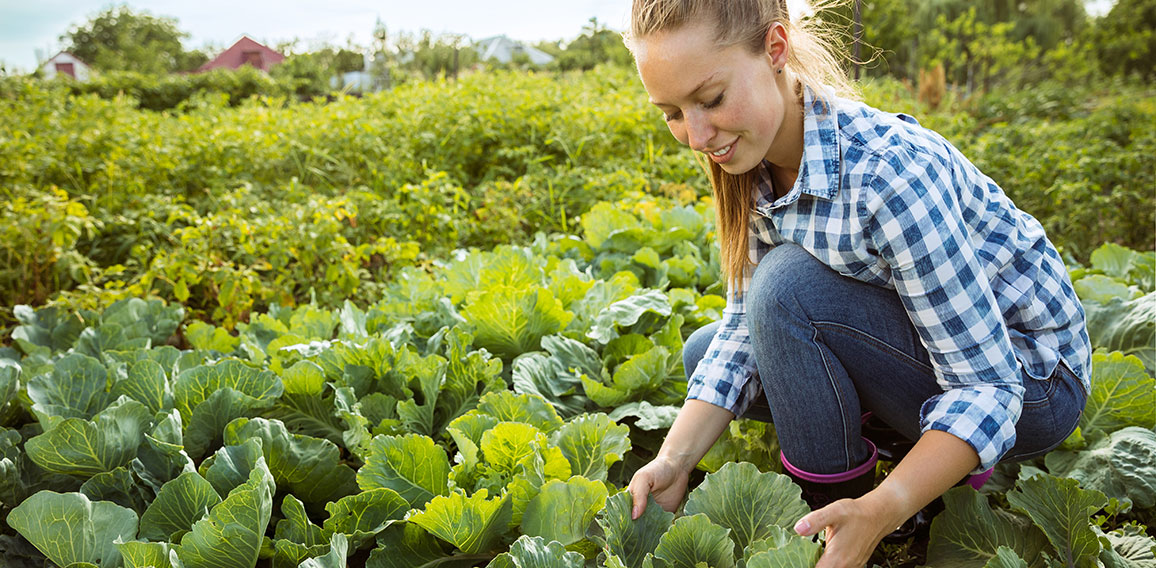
{"left": 0, "top": 0, "right": 1116, "bottom": 72}
{"left": 0, "top": 0, "right": 635, "bottom": 72}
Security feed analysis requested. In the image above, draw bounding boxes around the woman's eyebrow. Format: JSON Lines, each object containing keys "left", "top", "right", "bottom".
{"left": 649, "top": 72, "right": 721, "bottom": 107}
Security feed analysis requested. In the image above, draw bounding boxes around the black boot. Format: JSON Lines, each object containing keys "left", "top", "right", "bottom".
{"left": 861, "top": 412, "right": 916, "bottom": 463}
{"left": 881, "top": 498, "right": 942, "bottom": 543}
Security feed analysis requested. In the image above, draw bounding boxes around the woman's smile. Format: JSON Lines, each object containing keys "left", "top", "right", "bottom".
{"left": 708, "top": 140, "right": 737, "bottom": 163}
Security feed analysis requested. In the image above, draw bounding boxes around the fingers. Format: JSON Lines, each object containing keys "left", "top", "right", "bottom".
{"left": 794, "top": 501, "right": 841, "bottom": 537}
{"left": 628, "top": 475, "right": 651, "bottom": 520}
{"left": 794, "top": 511, "right": 821, "bottom": 537}
{"left": 797, "top": 500, "right": 875, "bottom": 568}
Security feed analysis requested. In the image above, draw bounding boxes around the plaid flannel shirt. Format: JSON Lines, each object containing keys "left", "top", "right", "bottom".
{"left": 686, "top": 86, "right": 1092, "bottom": 472}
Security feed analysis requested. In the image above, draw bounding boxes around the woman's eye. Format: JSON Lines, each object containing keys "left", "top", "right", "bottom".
{"left": 661, "top": 94, "right": 720, "bottom": 122}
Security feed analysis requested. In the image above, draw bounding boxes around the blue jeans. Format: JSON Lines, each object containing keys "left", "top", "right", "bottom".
{"left": 683, "top": 244, "right": 1087, "bottom": 475}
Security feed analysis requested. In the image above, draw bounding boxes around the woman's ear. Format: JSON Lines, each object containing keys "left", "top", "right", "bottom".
{"left": 763, "top": 22, "right": 790, "bottom": 69}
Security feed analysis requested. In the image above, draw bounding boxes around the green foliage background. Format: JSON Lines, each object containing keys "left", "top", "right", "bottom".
{"left": 1, "top": 3, "right": 1155, "bottom": 565}
{"left": 2, "top": 63, "right": 1153, "bottom": 330}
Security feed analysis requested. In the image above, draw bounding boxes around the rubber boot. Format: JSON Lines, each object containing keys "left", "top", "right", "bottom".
{"left": 780, "top": 438, "right": 878, "bottom": 510}
{"left": 964, "top": 467, "right": 994, "bottom": 491}
{"left": 860, "top": 412, "right": 915, "bottom": 463}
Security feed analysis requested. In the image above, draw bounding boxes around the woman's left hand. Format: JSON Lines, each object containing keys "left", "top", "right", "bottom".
{"left": 795, "top": 430, "right": 981, "bottom": 567}
{"left": 793, "top": 492, "right": 905, "bottom": 568}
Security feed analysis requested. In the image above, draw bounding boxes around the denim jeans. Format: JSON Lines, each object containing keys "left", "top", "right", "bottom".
{"left": 683, "top": 244, "right": 1087, "bottom": 475}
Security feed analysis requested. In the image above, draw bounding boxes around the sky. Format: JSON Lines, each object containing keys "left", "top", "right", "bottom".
{"left": 0, "top": 0, "right": 635, "bottom": 72}
{"left": 0, "top": 0, "right": 1117, "bottom": 73}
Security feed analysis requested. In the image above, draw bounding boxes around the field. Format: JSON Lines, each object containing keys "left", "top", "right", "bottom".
{"left": 1, "top": 66, "right": 1154, "bottom": 567}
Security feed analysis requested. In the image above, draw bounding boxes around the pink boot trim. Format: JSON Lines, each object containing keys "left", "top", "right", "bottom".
{"left": 780, "top": 438, "right": 879, "bottom": 484}
{"left": 966, "top": 468, "right": 994, "bottom": 491}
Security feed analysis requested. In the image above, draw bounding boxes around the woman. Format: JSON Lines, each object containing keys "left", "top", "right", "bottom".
{"left": 623, "top": 0, "right": 1091, "bottom": 565}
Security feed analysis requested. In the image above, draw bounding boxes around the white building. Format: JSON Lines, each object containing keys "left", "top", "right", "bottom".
{"left": 329, "top": 53, "right": 387, "bottom": 93}
{"left": 474, "top": 36, "right": 554, "bottom": 66}
{"left": 41, "top": 52, "right": 93, "bottom": 81}
{"left": 330, "top": 70, "right": 378, "bottom": 93}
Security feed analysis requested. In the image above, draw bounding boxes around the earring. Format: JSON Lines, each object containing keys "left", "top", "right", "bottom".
{"left": 776, "top": 68, "right": 782, "bottom": 74}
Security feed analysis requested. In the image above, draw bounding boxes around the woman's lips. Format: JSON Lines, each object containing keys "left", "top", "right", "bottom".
{"left": 707, "top": 140, "right": 736, "bottom": 163}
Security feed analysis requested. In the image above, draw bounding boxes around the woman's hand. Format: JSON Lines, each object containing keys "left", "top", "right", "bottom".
{"left": 626, "top": 400, "right": 735, "bottom": 520}
{"left": 793, "top": 490, "right": 905, "bottom": 568}
{"left": 627, "top": 455, "right": 691, "bottom": 519}
{"left": 795, "top": 430, "right": 982, "bottom": 567}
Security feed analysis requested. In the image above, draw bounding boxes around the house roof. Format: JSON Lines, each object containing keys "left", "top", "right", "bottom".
{"left": 44, "top": 51, "right": 90, "bottom": 66}
{"left": 475, "top": 35, "right": 554, "bottom": 66}
{"left": 198, "top": 35, "right": 285, "bottom": 72}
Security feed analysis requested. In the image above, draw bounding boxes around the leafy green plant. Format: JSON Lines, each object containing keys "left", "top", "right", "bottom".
{"left": 2, "top": 83, "right": 1154, "bottom": 567}
{"left": 594, "top": 463, "right": 817, "bottom": 568}
{"left": 1071, "top": 244, "right": 1156, "bottom": 372}
{"left": 0, "top": 187, "right": 99, "bottom": 309}
{"left": 3, "top": 237, "right": 1155, "bottom": 567}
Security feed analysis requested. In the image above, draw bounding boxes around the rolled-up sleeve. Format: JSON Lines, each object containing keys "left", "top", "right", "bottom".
{"left": 685, "top": 272, "right": 764, "bottom": 418}
{"left": 866, "top": 166, "right": 1023, "bottom": 472}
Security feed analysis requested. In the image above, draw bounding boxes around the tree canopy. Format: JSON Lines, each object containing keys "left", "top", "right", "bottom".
{"left": 549, "top": 18, "right": 632, "bottom": 72}
{"left": 60, "top": 5, "right": 207, "bottom": 74}
{"left": 1093, "top": 0, "right": 1156, "bottom": 79}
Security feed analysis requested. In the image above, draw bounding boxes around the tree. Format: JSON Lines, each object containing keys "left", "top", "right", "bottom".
{"left": 1013, "top": 0, "right": 1087, "bottom": 50}
{"left": 392, "top": 30, "right": 476, "bottom": 80}
{"left": 552, "top": 18, "right": 633, "bottom": 71}
{"left": 369, "top": 18, "right": 393, "bottom": 89}
{"left": 60, "top": 5, "right": 199, "bottom": 74}
{"left": 269, "top": 37, "right": 376, "bottom": 98}
{"left": 919, "top": 8, "right": 1041, "bottom": 92}
{"left": 333, "top": 48, "right": 365, "bottom": 74}
{"left": 271, "top": 45, "right": 365, "bottom": 99}
{"left": 815, "top": 0, "right": 1089, "bottom": 83}
{"left": 270, "top": 51, "right": 331, "bottom": 99}
{"left": 812, "top": 0, "right": 918, "bottom": 80}
{"left": 1093, "top": 0, "right": 1156, "bottom": 79}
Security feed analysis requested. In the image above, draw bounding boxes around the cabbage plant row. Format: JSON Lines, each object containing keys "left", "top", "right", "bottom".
{"left": 1, "top": 197, "right": 1153, "bottom": 567}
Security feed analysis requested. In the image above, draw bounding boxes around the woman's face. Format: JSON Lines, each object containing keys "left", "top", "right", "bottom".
{"left": 634, "top": 21, "right": 794, "bottom": 175}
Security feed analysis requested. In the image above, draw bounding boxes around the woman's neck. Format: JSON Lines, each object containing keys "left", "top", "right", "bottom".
{"left": 769, "top": 165, "right": 796, "bottom": 200}
{"left": 765, "top": 83, "right": 805, "bottom": 194}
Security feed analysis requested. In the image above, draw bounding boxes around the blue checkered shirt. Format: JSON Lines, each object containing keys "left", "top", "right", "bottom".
{"left": 686, "top": 87, "right": 1092, "bottom": 472}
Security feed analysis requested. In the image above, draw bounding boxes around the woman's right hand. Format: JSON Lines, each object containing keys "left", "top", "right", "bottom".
{"left": 627, "top": 455, "right": 690, "bottom": 519}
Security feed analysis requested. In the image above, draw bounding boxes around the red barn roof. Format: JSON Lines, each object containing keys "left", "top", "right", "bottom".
{"left": 198, "top": 36, "right": 284, "bottom": 73}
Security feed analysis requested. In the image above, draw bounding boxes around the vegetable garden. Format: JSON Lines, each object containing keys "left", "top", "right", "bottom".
{"left": 1, "top": 66, "right": 1154, "bottom": 567}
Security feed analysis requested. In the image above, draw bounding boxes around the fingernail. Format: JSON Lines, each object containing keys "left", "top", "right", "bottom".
{"left": 794, "top": 519, "right": 810, "bottom": 534}
{"left": 632, "top": 506, "right": 639, "bottom": 519}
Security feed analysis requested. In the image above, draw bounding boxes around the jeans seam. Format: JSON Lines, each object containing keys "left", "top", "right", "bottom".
{"left": 811, "top": 322, "right": 855, "bottom": 471}
{"left": 762, "top": 293, "right": 858, "bottom": 473}
{"left": 812, "top": 321, "right": 935, "bottom": 376}
{"left": 1057, "top": 359, "right": 1089, "bottom": 398}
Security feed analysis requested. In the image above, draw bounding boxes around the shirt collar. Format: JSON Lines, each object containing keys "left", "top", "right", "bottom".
{"left": 754, "top": 85, "right": 842, "bottom": 211}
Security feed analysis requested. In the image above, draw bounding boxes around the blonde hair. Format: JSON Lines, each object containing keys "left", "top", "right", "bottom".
{"left": 628, "top": 0, "right": 856, "bottom": 294}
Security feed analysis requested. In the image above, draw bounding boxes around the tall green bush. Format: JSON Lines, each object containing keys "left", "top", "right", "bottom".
{"left": 1094, "top": 0, "right": 1156, "bottom": 79}
{"left": 69, "top": 67, "right": 292, "bottom": 111}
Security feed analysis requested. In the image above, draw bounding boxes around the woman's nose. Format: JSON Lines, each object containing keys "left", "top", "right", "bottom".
{"left": 684, "top": 110, "right": 715, "bottom": 152}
